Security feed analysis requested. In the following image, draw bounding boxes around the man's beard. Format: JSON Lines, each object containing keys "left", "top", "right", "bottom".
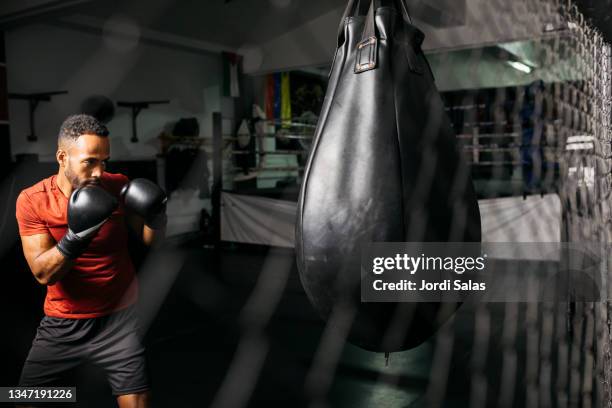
{"left": 64, "top": 166, "right": 81, "bottom": 189}
{"left": 64, "top": 166, "right": 100, "bottom": 189}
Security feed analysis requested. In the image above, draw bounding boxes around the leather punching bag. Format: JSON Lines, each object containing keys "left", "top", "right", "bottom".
{"left": 295, "top": 0, "right": 482, "bottom": 352}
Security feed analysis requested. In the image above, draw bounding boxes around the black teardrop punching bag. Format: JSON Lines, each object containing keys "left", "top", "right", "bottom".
{"left": 295, "top": 0, "right": 482, "bottom": 352}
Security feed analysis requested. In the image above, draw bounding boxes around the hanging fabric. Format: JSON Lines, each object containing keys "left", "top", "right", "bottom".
{"left": 273, "top": 73, "right": 282, "bottom": 120}
{"left": 222, "top": 52, "right": 242, "bottom": 98}
{"left": 265, "top": 75, "right": 275, "bottom": 120}
{"left": 280, "top": 72, "right": 292, "bottom": 127}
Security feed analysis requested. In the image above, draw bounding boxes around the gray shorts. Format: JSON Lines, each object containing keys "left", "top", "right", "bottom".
{"left": 19, "top": 306, "right": 149, "bottom": 396}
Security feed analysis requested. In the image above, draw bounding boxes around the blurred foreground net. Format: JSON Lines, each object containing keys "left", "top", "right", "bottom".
{"left": 209, "top": 0, "right": 612, "bottom": 407}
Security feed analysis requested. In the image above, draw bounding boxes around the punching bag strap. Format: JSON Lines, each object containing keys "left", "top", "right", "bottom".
{"left": 396, "top": 0, "right": 413, "bottom": 23}
{"left": 337, "top": 0, "right": 368, "bottom": 46}
{"left": 354, "top": 0, "right": 379, "bottom": 74}
{"left": 331, "top": 0, "right": 365, "bottom": 79}
{"left": 337, "top": 0, "right": 357, "bottom": 41}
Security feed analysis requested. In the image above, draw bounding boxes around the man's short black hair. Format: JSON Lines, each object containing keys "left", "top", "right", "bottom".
{"left": 58, "top": 114, "right": 109, "bottom": 145}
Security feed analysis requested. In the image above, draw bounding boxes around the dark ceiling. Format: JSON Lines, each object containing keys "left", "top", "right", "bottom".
{"left": 53, "top": 0, "right": 348, "bottom": 49}
{"left": 2, "top": 0, "right": 611, "bottom": 52}
{"left": 59, "top": 0, "right": 612, "bottom": 48}
{"left": 574, "top": 0, "right": 612, "bottom": 43}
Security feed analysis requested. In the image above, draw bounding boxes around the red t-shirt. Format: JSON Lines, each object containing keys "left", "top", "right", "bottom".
{"left": 15, "top": 172, "right": 138, "bottom": 318}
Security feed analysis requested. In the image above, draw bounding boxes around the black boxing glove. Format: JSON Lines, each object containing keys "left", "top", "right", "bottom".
{"left": 120, "top": 178, "right": 168, "bottom": 229}
{"left": 57, "top": 186, "right": 118, "bottom": 259}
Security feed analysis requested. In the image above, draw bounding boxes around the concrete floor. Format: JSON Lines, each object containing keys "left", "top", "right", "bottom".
{"left": 2, "top": 242, "right": 571, "bottom": 408}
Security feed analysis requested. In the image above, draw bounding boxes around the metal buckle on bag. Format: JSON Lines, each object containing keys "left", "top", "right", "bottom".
{"left": 355, "top": 36, "right": 378, "bottom": 73}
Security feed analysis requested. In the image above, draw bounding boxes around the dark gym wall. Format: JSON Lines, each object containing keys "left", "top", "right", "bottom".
{"left": 0, "top": 31, "right": 11, "bottom": 175}
{"left": 5, "top": 23, "right": 223, "bottom": 161}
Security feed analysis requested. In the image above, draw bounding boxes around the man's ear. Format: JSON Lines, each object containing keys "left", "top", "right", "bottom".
{"left": 56, "top": 149, "right": 66, "bottom": 167}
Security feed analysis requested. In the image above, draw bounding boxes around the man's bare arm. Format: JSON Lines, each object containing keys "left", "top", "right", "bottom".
{"left": 20, "top": 234, "right": 74, "bottom": 285}
{"left": 142, "top": 223, "right": 165, "bottom": 247}
{"left": 125, "top": 212, "right": 144, "bottom": 241}
{"left": 125, "top": 212, "right": 165, "bottom": 247}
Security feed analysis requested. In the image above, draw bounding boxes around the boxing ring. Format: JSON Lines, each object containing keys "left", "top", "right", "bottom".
{"left": 220, "top": 191, "right": 561, "bottom": 248}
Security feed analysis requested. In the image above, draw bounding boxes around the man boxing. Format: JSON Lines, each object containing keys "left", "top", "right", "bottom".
{"left": 15, "top": 114, "right": 166, "bottom": 408}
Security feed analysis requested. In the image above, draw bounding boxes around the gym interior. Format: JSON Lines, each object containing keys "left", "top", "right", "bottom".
{"left": 1, "top": 0, "right": 612, "bottom": 407}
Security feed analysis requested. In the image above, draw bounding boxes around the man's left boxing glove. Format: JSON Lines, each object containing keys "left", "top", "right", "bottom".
{"left": 57, "top": 186, "right": 118, "bottom": 259}
{"left": 121, "top": 178, "right": 168, "bottom": 229}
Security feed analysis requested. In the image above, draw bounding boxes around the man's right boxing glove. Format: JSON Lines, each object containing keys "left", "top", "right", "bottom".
{"left": 56, "top": 186, "right": 118, "bottom": 259}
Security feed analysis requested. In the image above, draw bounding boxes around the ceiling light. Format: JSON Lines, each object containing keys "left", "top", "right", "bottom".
{"left": 507, "top": 60, "right": 532, "bottom": 74}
